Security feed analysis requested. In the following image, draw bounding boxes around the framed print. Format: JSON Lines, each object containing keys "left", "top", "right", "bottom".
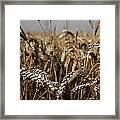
{"left": 0, "top": 0, "right": 119, "bottom": 119}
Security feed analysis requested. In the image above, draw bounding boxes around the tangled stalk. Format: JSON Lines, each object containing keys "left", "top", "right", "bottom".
{"left": 20, "top": 20, "right": 100, "bottom": 100}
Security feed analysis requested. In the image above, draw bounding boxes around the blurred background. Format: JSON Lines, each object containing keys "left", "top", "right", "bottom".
{"left": 20, "top": 20, "right": 100, "bottom": 34}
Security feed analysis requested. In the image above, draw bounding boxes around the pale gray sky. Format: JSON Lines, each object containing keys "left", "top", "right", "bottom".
{"left": 20, "top": 20, "right": 100, "bottom": 34}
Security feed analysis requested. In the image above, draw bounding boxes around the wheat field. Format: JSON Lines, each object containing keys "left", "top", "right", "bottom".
{"left": 20, "top": 20, "right": 100, "bottom": 100}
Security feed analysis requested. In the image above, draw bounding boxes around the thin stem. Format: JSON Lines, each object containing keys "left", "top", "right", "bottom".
{"left": 37, "top": 20, "right": 48, "bottom": 38}
{"left": 37, "top": 90, "right": 48, "bottom": 100}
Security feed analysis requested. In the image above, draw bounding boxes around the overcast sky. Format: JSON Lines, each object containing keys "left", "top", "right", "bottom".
{"left": 20, "top": 20, "right": 100, "bottom": 33}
